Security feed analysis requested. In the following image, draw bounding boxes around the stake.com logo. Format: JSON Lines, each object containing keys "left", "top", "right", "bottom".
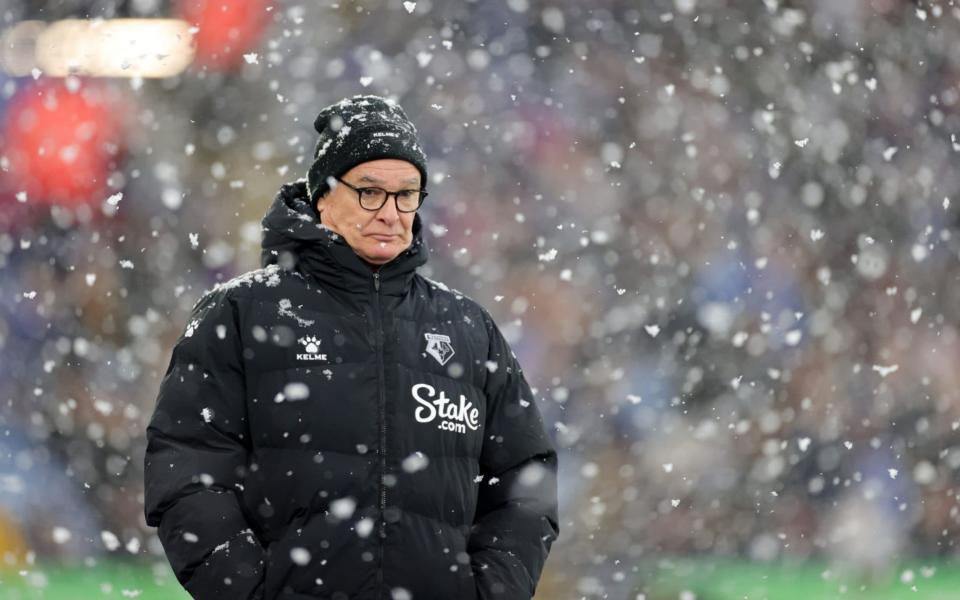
{"left": 411, "top": 383, "right": 481, "bottom": 435}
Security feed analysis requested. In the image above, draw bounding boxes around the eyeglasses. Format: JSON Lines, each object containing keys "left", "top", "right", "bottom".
{"left": 335, "top": 177, "right": 428, "bottom": 213}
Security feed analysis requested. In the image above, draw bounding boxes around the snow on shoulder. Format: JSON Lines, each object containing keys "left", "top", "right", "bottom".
{"left": 182, "top": 264, "right": 294, "bottom": 332}
{"left": 213, "top": 263, "right": 284, "bottom": 293}
{"left": 188, "top": 264, "right": 289, "bottom": 311}
{"left": 419, "top": 274, "right": 466, "bottom": 301}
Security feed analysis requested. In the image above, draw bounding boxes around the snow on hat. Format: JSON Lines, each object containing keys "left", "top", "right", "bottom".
{"left": 306, "top": 94, "right": 428, "bottom": 204}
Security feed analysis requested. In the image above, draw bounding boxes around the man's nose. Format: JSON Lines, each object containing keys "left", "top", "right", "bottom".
{"left": 376, "top": 195, "right": 401, "bottom": 222}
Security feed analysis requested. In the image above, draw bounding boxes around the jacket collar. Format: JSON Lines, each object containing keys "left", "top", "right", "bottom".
{"left": 260, "top": 180, "right": 428, "bottom": 296}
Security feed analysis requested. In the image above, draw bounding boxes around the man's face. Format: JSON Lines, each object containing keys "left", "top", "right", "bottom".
{"left": 316, "top": 159, "right": 421, "bottom": 266}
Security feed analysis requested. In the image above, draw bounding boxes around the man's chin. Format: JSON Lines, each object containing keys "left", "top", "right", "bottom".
{"left": 357, "top": 245, "right": 402, "bottom": 266}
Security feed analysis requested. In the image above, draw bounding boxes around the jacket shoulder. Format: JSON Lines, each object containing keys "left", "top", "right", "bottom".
{"left": 179, "top": 265, "right": 304, "bottom": 328}
{"left": 415, "top": 273, "right": 474, "bottom": 306}
{"left": 202, "top": 264, "right": 307, "bottom": 303}
{"left": 412, "top": 273, "right": 496, "bottom": 330}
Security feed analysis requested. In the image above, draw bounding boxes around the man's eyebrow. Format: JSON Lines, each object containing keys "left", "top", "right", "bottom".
{"left": 355, "top": 174, "right": 420, "bottom": 186}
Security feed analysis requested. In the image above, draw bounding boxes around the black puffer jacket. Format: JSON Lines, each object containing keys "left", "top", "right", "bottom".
{"left": 144, "top": 180, "right": 559, "bottom": 599}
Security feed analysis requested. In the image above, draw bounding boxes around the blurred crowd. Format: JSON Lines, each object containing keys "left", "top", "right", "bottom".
{"left": 2, "top": 0, "right": 960, "bottom": 597}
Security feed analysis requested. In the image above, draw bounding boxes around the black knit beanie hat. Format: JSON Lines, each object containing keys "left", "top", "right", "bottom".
{"left": 306, "top": 95, "right": 428, "bottom": 204}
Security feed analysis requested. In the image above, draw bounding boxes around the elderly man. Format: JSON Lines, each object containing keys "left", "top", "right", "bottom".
{"left": 144, "top": 95, "right": 559, "bottom": 600}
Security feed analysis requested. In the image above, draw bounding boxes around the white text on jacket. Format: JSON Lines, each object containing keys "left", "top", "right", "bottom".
{"left": 411, "top": 383, "right": 481, "bottom": 434}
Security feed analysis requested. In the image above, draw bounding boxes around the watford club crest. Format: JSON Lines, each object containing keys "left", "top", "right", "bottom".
{"left": 424, "top": 333, "right": 455, "bottom": 366}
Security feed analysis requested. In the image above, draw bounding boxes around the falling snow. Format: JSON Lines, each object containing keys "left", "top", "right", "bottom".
{"left": 2, "top": 3, "right": 958, "bottom": 598}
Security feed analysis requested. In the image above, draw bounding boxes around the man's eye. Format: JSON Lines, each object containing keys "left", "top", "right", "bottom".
{"left": 360, "top": 188, "right": 381, "bottom": 197}
{"left": 397, "top": 190, "right": 415, "bottom": 199}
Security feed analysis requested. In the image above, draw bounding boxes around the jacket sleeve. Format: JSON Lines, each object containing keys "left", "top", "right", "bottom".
{"left": 143, "top": 289, "right": 266, "bottom": 600}
{"left": 469, "top": 310, "right": 560, "bottom": 600}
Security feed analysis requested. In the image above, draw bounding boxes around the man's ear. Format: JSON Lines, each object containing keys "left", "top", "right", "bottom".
{"left": 314, "top": 194, "right": 325, "bottom": 220}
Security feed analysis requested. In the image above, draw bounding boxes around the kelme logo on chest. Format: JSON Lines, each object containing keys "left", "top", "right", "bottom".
{"left": 296, "top": 335, "right": 327, "bottom": 361}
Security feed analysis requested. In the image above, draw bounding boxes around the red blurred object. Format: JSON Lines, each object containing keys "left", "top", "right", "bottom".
{"left": 176, "top": 0, "right": 274, "bottom": 71}
{"left": 0, "top": 79, "right": 129, "bottom": 207}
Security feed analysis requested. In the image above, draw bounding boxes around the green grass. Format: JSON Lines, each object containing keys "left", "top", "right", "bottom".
{"left": 2, "top": 558, "right": 959, "bottom": 599}
{"left": 0, "top": 560, "right": 189, "bottom": 599}
{"left": 644, "top": 558, "right": 960, "bottom": 600}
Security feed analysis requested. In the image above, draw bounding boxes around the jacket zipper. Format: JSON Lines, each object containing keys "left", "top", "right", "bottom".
{"left": 373, "top": 271, "right": 387, "bottom": 591}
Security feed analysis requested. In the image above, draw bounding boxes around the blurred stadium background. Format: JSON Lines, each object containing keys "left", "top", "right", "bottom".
{"left": 2, "top": 0, "right": 960, "bottom": 598}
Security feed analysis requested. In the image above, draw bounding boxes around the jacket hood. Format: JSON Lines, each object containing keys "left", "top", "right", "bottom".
{"left": 260, "top": 179, "right": 428, "bottom": 296}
